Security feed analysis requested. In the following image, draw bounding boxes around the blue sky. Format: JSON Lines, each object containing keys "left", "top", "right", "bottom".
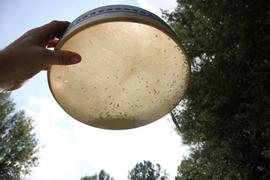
{"left": 0, "top": 0, "right": 189, "bottom": 179}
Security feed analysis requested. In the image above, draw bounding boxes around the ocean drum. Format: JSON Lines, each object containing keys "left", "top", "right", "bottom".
{"left": 48, "top": 5, "right": 190, "bottom": 130}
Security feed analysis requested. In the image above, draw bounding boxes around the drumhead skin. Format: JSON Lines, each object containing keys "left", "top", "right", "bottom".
{"left": 48, "top": 5, "right": 190, "bottom": 130}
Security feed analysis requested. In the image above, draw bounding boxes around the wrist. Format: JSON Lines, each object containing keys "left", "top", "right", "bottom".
{"left": 0, "top": 49, "right": 14, "bottom": 92}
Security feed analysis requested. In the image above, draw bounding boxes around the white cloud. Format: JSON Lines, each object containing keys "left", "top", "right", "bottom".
{"left": 136, "top": 0, "right": 177, "bottom": 17}
{"left": 22, "top": 97, "right": 189, "bottom": 180}
{"left": 22, "top": 98, "right": 80, "bottom": 180}
{"left": 22, "top": 98, "right": 93, "bottom": 178}
{"left": 73, "top": 117, "right": 189, "bottom": 179}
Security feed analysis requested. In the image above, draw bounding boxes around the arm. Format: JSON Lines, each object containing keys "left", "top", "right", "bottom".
{"left": 0, "top": 21, "right": 81, "bottom": 92}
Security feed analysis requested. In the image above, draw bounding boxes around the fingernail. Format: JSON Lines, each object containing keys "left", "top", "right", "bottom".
{"left": 71, "top": 55, "right": 81, "bottom": 64}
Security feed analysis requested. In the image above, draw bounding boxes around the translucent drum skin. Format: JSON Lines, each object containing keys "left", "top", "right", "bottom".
{"left": 48, "top": 5, "right": 190, "bottom": 130}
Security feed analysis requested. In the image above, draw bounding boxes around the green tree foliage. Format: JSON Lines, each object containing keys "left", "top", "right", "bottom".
{"left": 99, "top": 169, "right": 114, "bottom": 180}
{"left": 81, "top": 174, "right": 97, "bottom": 180}
{"left": 0, "top": 92, "right": 40, "bottom": 179}
{"left": 163, "top": 0, "right": 270, "bottom": 179}
{"left": 81, "top": 169, "right": 114, "bottom": 180}
{"left": 128, "top": 160, "right": 169, "bottom": 180}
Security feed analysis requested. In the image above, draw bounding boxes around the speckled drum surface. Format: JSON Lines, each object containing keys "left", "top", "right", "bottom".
{"left": 48, "top": 5, "right": 190, "bottom": 130}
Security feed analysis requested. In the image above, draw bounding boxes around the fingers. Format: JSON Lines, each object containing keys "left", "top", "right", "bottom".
{"left": 45, "top": 50, "right": 81, "bottom": 65}
{"left": 0, "top": 21, "right": 82, "bottom": 92}
{"left": 46, "top": 38, "right": 59, "bottom": 48}
{"left": 37, "top": 21, "right": 82, "bottom": 66}
{"left": 42, "top": 20, "right": 70, "bottom": 37}
{"left": 36, "top": 21, "right": 70, "bottom": 47}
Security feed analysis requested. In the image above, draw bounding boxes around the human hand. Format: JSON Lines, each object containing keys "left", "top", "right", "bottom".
{"left": 0, "top": 21, "right": 81, "bottom": 92}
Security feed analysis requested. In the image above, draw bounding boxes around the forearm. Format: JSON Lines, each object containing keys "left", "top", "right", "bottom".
{"left": 0, "top": 49, "right": 26, "bottom": 92}
{"left": 0, "top": 50, "right": 11, "bottom": 92}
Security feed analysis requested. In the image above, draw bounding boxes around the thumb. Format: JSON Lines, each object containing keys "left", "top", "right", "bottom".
{"left": 46, "top": 50, "right": 81, "bottom": 65}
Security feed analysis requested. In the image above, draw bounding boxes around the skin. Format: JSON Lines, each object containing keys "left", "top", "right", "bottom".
{"left": 0, "top": 21, "right": 81, "bottom": 92}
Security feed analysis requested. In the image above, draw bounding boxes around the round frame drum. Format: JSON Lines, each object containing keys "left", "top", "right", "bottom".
{"left": 48, "top": 5, "right": 190, "bottom": 130}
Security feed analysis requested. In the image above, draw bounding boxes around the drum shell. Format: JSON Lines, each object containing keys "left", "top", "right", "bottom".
{"left": 48, "top": 5, "right": 190, "bottom": 130}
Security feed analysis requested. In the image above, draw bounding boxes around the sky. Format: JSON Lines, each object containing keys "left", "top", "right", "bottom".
{"left": 0, "top": 0, "right": 190, "bottom": 180}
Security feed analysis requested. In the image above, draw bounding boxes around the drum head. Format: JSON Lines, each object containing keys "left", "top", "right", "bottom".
{"left": 48, "top": 6, "right": 190, "bottom": 130}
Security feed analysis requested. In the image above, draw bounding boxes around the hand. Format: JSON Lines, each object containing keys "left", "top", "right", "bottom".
{"left": 0, "top": 21, "right": 81, "bottom": 92}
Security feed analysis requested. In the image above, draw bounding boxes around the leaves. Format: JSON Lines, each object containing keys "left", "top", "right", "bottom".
{"left": 0, "top": 92, "right": 40, "bottom": 179}
{"left": 128, "top": 160, "right": 169, "bottom": 180}
{"left": 81, "top": 169, "right": 114, "bottom": 180}
{"left": 163, "top": 0, "right": 270, "bottom": 179}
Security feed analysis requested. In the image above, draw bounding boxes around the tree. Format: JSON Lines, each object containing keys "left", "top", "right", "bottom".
{"left": 81, "top": 174, "right": 97, "bottom": 180}
{"left": 99, "top": 169, "right": 114, "bottom": 180}
{"left": 81, "top": 169, "right": 114, "bottom": 180}
{"left": 128, "top": 160, "right": 169, "bottom": 180}
{"left": 0, "top": 92, "right": 40, "bottom": 179}
{"left": 175, "top": 148, "right": 213, "bottom": 180}
{"left": 163, "top": 0, "right": 270, "bottom": 179}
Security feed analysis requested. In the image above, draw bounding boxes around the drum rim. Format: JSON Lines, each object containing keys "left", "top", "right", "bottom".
{"left": 66, "top": 5, "right": 171, "bottom": 34}
{"left": 55, "top": 5, "right": 181, "bottom": 50}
